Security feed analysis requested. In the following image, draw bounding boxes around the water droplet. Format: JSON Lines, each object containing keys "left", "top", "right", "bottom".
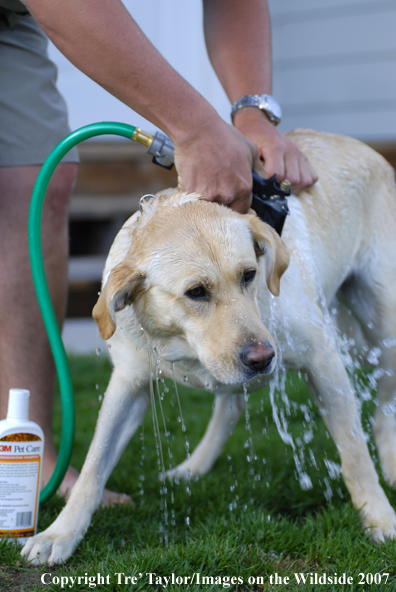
{"left": 324, "top": 459, "right": 340, "bottom": 479}
{"left": 367, "top": 347, "right": 382, "bottom": 365}
{"left": 382, "top": 402, "right": 396, "bottom": 417}
{"left": 299, "top": 473, "right": 313, "bottom": 490}
{"left": 383, "top": 336, "right": 396, "bottom": 348}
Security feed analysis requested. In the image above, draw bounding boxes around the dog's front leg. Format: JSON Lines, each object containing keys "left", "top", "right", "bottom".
{"left": 21, "top": 369, "right": 150, "bottom": 565}
{"left": 305, "top": 341, "right": 396, "bottom": 542}
{"left": 167, "top": 394, "right": 244, "bottom": 480}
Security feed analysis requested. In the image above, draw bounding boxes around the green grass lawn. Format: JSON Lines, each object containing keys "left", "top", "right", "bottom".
{"left": 1, "top": 355, "right": 396, "bottom": 591}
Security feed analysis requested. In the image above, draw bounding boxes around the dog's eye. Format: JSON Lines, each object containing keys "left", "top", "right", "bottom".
{"left": 185, "top": 285, "right": 208, "bottom": 300}
{"left": 243, "top": 269, "right": 256, "bottom": 285}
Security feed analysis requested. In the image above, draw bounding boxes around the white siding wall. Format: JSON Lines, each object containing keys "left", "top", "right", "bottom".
{"left": 47, "top": 0, "right": 230, "bottom": 135}
{"left": 48, "top": 0, "right": 396, "bottom": 142}
{"left": 270, "top": 0, "right": 396, "bottom": 141}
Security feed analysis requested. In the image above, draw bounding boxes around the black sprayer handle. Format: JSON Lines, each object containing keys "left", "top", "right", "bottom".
{"left": 251, "top": 172, "right": 290, "bottom": 236}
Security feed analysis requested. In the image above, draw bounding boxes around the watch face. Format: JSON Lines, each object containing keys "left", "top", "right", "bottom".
{"left": 263, "top": 95, "right": 282, "bottom": 121}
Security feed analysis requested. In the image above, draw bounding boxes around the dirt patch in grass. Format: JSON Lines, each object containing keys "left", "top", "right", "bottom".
{"left": 0, "top": 563, "right": 43, "bottom": 592}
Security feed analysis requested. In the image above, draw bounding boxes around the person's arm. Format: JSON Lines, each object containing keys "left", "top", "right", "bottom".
{"left": 24, "top": 0, "right": 265, "bottom": 212}
{"left": 203, "top": 0, "right": 317, "bottom": 191}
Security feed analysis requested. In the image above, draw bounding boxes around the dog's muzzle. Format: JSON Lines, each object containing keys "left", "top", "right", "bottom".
{"left": 240, "top": 341, "right": 275, "bottom": 374}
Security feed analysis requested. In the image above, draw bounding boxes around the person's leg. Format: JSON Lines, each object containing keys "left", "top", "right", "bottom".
{"left": 0, "top": 164, "right": 133, "bottom": 505}
{"left": 0, "top": 163, "right": 78, "bottom": 493}
{"left": 0, "top": 16, "right": 133, "bottom": 504}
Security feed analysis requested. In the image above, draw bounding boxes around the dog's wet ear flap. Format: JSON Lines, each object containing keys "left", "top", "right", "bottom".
{"left": 92, "top": 262, "right": 146, "bottom": 340}
{"left": 247, "top": 213, "right": 290, "bottom": 296}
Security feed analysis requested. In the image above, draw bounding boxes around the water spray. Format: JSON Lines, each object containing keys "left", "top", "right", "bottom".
{"left": 29, "top": 122, "right": 290, "bottom": 503}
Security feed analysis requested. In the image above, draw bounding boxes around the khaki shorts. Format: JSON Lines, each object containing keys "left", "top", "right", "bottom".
{"left": 0, "top": 15, "right": 78, "bottom": 166}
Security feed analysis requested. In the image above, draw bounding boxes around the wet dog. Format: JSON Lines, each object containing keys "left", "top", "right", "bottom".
{"left": 23, "top": 129, "right": 396, "bottom": 564}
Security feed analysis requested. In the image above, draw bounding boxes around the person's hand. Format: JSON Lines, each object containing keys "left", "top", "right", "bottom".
{"left": 173, "top": 114, "right": 266, "bottom": 214}
{"left": 233, "top": 108, "right": 318, "bottom": 193}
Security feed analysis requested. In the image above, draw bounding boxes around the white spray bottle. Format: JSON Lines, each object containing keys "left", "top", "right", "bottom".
{"left": 0, "top": 389, "right": 44, "bottom": 545}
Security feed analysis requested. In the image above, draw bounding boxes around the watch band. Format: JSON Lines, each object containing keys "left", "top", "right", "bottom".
{"left": 231, "top": 94, "right": 282, "bottom": 126}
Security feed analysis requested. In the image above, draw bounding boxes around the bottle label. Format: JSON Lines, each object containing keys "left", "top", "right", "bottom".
{"left": 0, "top": 433, "right": 43, "bottom": 539}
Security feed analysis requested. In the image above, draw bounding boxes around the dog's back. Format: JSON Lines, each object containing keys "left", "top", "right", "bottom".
{"left": 282, "top": 129, "right": 396, "bottom": 305}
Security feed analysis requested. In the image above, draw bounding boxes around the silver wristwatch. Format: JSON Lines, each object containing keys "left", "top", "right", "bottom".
{"left": 231, "top": 94, "right": 282, "bottom": 126}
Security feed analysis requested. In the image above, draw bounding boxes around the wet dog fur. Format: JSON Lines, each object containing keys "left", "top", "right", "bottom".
{"left": 22, "top": 129, "right": 396, "bottom": 564}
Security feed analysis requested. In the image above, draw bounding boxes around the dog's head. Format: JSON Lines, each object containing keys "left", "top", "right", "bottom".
{"left": 93, "top": 193, "right": 289, "bottom": 384}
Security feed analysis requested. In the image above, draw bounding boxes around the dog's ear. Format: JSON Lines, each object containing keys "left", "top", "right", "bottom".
{"left": 247, "top": 213, "right": 290, "bottom": 296}
{"left": 92, "top": 261, "right": 146, "bottom": 340}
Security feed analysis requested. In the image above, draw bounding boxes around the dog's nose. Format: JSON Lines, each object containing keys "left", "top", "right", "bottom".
{"left": 241, "top": 342, "right": 275, "bottom": 372}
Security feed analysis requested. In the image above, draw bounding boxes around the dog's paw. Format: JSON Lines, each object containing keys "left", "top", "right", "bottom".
{"left": 21, "top": 529, "right": 80, "bottom": 565}
{"left": 361, "top": 506, "right": 396, "bottom": 543}
{"left": 166, "top": 460, "right": 197, "bottom": 481}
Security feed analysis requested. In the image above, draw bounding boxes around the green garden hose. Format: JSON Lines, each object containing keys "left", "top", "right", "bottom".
{"left": 30, "top": 120, "right": 280, "bottom": 504}
{"left": 29, "top": 122, "right": 140, "bottom": 503}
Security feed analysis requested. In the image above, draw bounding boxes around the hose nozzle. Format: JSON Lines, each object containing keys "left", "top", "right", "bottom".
{"left": 131, "top": 127, "right": 154, "bottom": 148}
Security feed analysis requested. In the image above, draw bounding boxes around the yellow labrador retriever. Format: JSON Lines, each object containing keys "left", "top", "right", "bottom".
{"left": 23, "top": 129, "right": 396, "bottom": 564}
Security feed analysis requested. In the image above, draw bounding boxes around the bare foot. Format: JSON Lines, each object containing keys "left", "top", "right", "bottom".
{"left": 41, "top": 453, "right": 135, "bottom": 507}
{"left": 100, "top": 488, "right": 134, "bottom": 507}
